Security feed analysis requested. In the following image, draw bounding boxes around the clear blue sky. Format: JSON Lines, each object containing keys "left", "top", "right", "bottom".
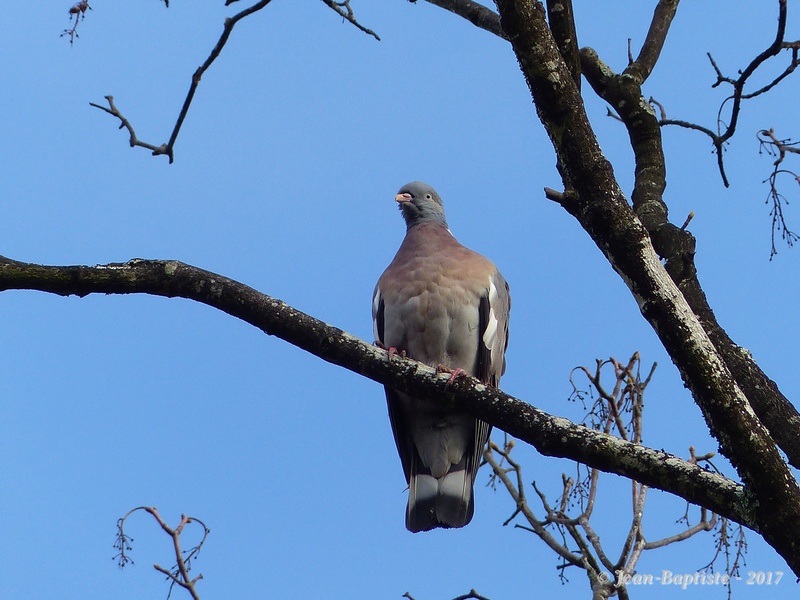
{"left": 1, "top": 2, "right": 798, "bottom": 599}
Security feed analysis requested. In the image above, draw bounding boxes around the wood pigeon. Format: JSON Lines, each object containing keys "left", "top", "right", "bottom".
{"left": 373, "top": 181, "right": 510, "bottom": 532}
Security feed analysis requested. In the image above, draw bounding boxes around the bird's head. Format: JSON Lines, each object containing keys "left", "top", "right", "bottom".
{"left": 395, "top": 181, "right": 448, "bottom": 230}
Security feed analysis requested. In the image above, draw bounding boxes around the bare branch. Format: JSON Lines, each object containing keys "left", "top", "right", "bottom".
{"left": 658, "top": 0, "right": 798, "bottom": 192}
{"left": 579, "top": 515, "right": 616, "bottom": 573}
{"left": 88, "top": 96, "right": 169, "bottom": 157}
{"left": 624, "top": 0, "right": 681, "bottom": 84}
{"left": 616, "top": 483, "right": 647, "bottom": 570}
{"left": 0, "top": 254, "right": 749, "bottom": 524}
{"left": 579, "top": 0, "right": 800, "bottom": 480}
{"left": 497, "top": 354, "right": 737, "bottom": 594}
{"left": 61, "top": 1, "right": 92, "bottom": 45}
{"left": 714, "top": 0, "right": 791, "bottom": 147}
{"left": 659, "top": 117, "right": 730, "bottom": 186}
{"left": 92, "top": 0, "right": 275, "bottom": 162}
{"left": 545, "top": 0, "right": 580, "bottom": 88}
{"left": 115, "top": 506, "right": 209, "bottom": 600}
{"left": 485, "top": 443, "right": 585, "bottom": 566}
{"left": 418, "top": 0, "right": 507, "bottom": 40}
{"left": 695, "top": 516, "right": 748, "bottom": 599}
{"left": 758, "top": 128, "right": 800, "bottom": 257}
{"left": 452, "top": 590, "right": 493, "bottom": 600}
{"left": 405, "top": 591, "right": 493, "bottom": 600}
{"left": 319, "top": 0, "right": 381, "bottom": 40}
{"left": 741, "top": 47, "right": 799, "bottom": 100}
{"left": 643, "top": 513, "right": 716, "bottom": 550}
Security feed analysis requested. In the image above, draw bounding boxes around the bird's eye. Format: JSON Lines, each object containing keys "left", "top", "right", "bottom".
{"left": 425, "top": 194, "right": 432, "bottom": 199}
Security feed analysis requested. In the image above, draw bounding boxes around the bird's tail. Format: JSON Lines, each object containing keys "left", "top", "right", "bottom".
{"left": 406, "top": 457, "right": 474, "bottom": 532}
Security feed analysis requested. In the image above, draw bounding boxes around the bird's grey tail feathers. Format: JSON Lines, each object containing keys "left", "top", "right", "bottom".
{"left": 406, "top": 455, "right": 474, "bottom": 532}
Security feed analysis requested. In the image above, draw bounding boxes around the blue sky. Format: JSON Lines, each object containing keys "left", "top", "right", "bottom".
{"left": 1, "top": 1, "right": 798, "bottom": 599}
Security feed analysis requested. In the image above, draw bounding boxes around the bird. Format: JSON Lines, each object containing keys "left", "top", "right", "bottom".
{"left": 373, "top": 181, "right": 510, "bottom": 532}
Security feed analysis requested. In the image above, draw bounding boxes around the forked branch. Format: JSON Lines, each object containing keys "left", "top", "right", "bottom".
{"left": 488, "top": 355, "right": 728, "bottom": 597}
{"left": 115, "top": 506, "right": 210, "bottom": 600}
{"left": 320, "top": 0, "right": 380, "bottom": 39}
{"left": 658, "top": 0, "right": 799, "bottom": 189}
{"left": 758, "top": 128, "right": 800, "bottom": 257}
{"left": 90, "top": 0, "right": 379, "bottom": 162}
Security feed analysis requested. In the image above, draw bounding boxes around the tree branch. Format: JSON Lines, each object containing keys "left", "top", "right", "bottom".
{"left": 623, "top": 0, "right": 680, "bottom": 84}
{"left": 545, "top": 0, "right": 580, "bottom": 89}
{"left": 116, "top": 506, "right": 209, "bottom": 600}
{"left": 89, "top": 95, "right": 168, "bottom": 156}
{"left": 654, "top": 0, "right": 798, "bottom": 191}
{"left": 418, "top": 0, "right": 507, "bottom": 40}
{"left": 61, "top": 1, "right": 92, "bottom": 45}
{"left": 319, "top": 0, "right": 381, "bottom": 40}
{"left": 714, "top": 0, "right": 790, "bottom": 147}
{"left": 580, "top": 6, "right": 800, "bottom": 473}
{"left": 759, "top": 127, "right": 800, "bottom": 257}
{"left": 92, "top": 0, "right": 275, "bottom": 162}
{"left": 494, "top": 0, "right": 800, "bottom": 574}
{"left": 92, "top": 0, "right": 381, "bottom": 160}
{"left": 0, "top": 254, "right": 749, "bottom": 525}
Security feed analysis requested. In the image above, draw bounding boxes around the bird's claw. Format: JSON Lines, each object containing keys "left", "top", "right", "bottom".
{"left": 437, "top": 365, "right": 466, "bottom": 387}
{"left": 375, "top": 341, "right": 407, "bottom": 360}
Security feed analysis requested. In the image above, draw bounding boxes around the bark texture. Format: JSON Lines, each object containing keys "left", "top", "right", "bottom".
{"left": 0, "top": 255, "right": 749, "bottom": 524}
{"left": 494, "top": 0, "right": 800, "bottom": 574}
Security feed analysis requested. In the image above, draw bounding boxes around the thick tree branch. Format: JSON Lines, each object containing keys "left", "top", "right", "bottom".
{"left": 581, "top": 20, "right": 800, "bottom": 469}
{"left": 623, "top": 0, "right": 680, "bottom": 84}
{"left": 418, "top": 0, "right": 507, "bottom": 40}
{"left": 580, "top": 48, "right": 670, "bottom": 237}
{"left": 494, "top": 0, "right": 800, "bottom": 574}
{"left": 545, "top": 0, "right": 580, "bottom": 89}
{"left": 0, "top": 254, "right": 749, "bottom": 525}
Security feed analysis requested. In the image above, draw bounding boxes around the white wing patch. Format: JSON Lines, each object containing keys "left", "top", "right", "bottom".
{"left": 482, "top": 279, "right": 499, "bottom": 352}
{"left": 372, "top": 288, "right": 382, "bottom": 343}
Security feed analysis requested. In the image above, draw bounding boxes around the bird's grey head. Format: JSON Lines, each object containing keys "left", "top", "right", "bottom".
{"left": 395, "top": 181, "right": 447, "bottom": 230}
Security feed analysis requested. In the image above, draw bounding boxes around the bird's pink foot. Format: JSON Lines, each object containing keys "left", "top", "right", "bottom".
{"left": 375, "top": 341, "right": 406, "bottom": 360}
{"left": 437, "top": 365, "right": 466, "bottom": 387}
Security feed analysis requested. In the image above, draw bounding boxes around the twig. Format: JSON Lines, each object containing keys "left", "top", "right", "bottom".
{"left": 61, "top": 1, "right": 92, "bottom": 45}
{"left": 658, "top": 0, "right": 798, "bottom": 192}
{"left": 115, "top": 506, "right": 210, "bottom": 600}
{"left": 698, "top": 517, "right": 748, "bottom": 586}
{"left": 319, "top": 0, "right": 381, "bottom": 40}
{"left": 659, "top": 118, "right": 730, "bottom": 186}
{"left": 645, "top": 510, "right": 717, "bottom": 550}
{"left": 758, "top": 128, "right": 800, "bottom": 257}
{"left": 485, "top": 443, "right": 584, "bottom": 566}
{"left": 403, "top": 591, "right": 494, "bottom": 600}
{"left": 89, "top": 96, "right": 168, "bottom": 156}
{"left": 91, "top": 0, "right": 275, "bottom": 162}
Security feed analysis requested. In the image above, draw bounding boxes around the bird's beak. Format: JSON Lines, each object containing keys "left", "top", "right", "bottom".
{"left": 395, "top": 193, "right": 412, "bottom": 203}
